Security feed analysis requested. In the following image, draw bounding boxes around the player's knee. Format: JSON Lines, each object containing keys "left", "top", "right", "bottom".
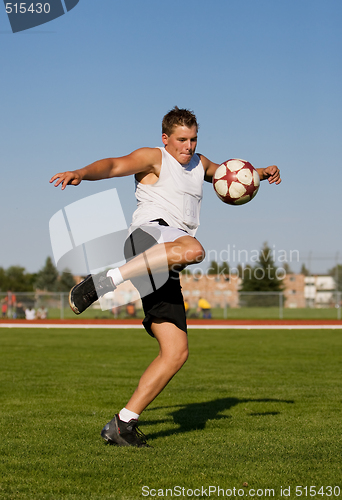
{"left": 184, "top": 241, "right": 205, "bottom": 265}
{"left": 195, "top": 244, "right": 206, "bottom": 263}
{"left": 169, "top": 239, "right": 205, "bottom": 267}
{"left": 175, "top": 349, "right": 189, "bottom": 372}
{"left": 179, "top": 346, "right": 189, "bottom": 367}
{"left": 168, "top": 345, "right": 189, "bottom": 372}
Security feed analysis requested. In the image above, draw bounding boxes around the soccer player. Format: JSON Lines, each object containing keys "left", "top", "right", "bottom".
{"left": 50, "top": 107, "right": 281, "bottom": 447}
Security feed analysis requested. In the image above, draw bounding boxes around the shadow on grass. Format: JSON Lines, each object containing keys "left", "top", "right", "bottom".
{"left": 144, "top": 397, "right": 294, "bottom": 439}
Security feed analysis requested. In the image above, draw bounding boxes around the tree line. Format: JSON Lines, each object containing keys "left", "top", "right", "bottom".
{"left": 0, "top": 257, "right": 75, "bottom": 293}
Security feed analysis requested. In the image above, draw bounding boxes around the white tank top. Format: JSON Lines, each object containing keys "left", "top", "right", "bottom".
{"left": 130, "top": 147, "right": 204, "bottom": 236}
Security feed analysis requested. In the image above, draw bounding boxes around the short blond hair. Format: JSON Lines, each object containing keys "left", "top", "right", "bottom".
{"left": 162, "top": 106, "right": 198, "bottom": 136}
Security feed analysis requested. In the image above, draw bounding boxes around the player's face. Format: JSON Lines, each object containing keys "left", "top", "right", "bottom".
{"left": 162, "top": 125, "right": 198, "bottom": 165}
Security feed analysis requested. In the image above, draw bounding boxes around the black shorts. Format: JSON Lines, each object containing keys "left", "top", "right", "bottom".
{"left": 124, "top": 221, "right": 187, "bottom": 337}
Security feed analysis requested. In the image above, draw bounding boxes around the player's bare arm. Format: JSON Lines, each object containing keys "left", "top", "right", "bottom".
{"left": 200, "top": 155, "right": 220, "bottom": 182}
{"left": 49, "top": 147, "right": 162, "bottom": 190}
{"left": 257, "top": 165, "right": 281, "bottom": 184}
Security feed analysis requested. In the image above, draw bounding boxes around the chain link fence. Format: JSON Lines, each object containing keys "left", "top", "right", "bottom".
{"left": 1, "top": 290, "right": 341, "bottom": 321}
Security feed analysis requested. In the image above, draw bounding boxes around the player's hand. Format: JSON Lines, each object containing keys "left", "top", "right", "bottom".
{"left": 49, "top": 170, "right": 82, "bottom": 190}
{"left": 261, "top": 165, "right": 281, "bottom": 185}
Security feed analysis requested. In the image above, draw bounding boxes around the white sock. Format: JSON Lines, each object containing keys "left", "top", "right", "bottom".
{"left": 119, "top": 407, "right": 140, "bottom": 422}
{"left": 107, "top": 268, "right": 124, "bottom": 287}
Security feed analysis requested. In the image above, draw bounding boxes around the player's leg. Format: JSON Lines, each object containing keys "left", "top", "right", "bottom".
{"left": 118, "top": 235, "right": 205, "bottom": 281}
{"left": 69, "top": 229, "right": 205, "bottom": 315}
{"left": 124, "top": 319, "right": 189, "bottom": 414}
{"left": 100, "top": 320, "right": 188, "bottom": 447}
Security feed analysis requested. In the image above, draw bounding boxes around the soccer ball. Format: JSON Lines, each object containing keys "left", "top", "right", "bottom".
{"left": 213, "top": 159, "right": 260, "bottom": 205}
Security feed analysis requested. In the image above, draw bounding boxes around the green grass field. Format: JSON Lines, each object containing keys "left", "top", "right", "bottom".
{"left": 0, "top": 327, "right": 341, "bottom": 499}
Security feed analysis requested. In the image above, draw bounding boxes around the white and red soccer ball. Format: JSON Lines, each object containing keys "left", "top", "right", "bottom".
{"left": 213, "top": 159, "right": 260, "bottom": 205}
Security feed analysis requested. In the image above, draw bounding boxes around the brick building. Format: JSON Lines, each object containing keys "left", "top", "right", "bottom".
{"left": 180, "top": 273, "right": 240, "bottom": 309}
{"left": 282, "top": 273, "right": 306, "bottom": 308}
{"left": 180, "top": 272, "right": 337, "bottom": 310}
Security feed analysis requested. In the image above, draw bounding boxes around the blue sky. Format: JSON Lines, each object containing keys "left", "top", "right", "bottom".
{"left": 1, "top": 0, "right": 341, "bottom": 274}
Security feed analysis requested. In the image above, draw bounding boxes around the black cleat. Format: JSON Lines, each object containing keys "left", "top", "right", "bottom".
{"left": 101, "top": 414, "right": 150, "bottom": 447}
{"left": 69, "top": 271, "right": 115, "bottom": 315}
